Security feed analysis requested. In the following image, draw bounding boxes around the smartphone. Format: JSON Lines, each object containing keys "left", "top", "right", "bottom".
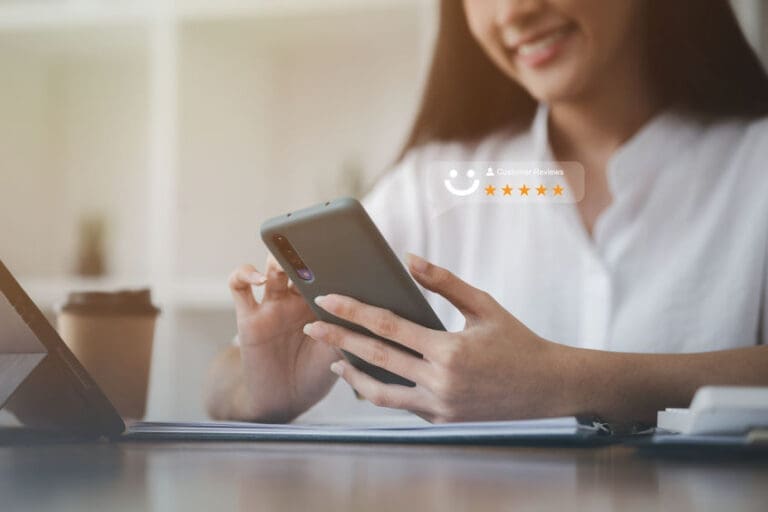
{"left": 260, "top": 197, "right": 445, "bottom": 387}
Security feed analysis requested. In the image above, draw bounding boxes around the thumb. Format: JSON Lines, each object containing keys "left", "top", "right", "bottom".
{"left": 406, "top": 253, "right": 495, "bottom": 319}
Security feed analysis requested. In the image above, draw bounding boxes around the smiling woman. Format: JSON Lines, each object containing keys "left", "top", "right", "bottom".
{"left": 206, "top": 0, "right": 768, "bottom": 425}
{"left": 399, "top": 0, "right": 768, "bottom": 157}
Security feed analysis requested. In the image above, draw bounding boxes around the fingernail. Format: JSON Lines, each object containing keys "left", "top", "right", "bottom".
{"left": 330, "top": 361, "right": 344, "bottom": 376}
{"left": 407, "top": 253, "right": 429, "bottom": 274}
{"left": 249, "top": 272, "right": 267, "bottom": 284}
{"left": 302, "top": 322, "right": 327, "bottom": 338}
{"left": 315, "top": 294, "right": 341, "bottom": 312}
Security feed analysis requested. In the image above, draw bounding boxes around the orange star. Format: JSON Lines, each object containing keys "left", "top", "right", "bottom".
{"left": 485, "top": 185, "right": 496, "bottom": 196}
{"left": 536, "top": 185, "right": 547, "bottom": 196}
{"left": 502, "top": 184, "right": 513, "bottom": 195}
{"left": 553, "top": 184, "right": 564, "bottom": 196}
{"left": 519, "top": 184, "right": 530, "bottom": 196}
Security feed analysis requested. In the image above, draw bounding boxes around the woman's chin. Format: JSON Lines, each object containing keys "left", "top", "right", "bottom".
{"left": 517, "top": 69, "right": 590, "bottom": 105}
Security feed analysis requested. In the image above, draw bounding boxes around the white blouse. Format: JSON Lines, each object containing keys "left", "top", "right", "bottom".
{"left": 297, "top": 105, "right": 768, "bottom": 422}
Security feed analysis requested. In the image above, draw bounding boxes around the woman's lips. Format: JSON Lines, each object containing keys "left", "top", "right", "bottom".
{"left": 501, "top": 24, "right": 576, "bottom": 69}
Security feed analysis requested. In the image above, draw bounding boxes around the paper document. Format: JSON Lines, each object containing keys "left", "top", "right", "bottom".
{"left": 124, "top": 416, "right": 607, "bottom": 445}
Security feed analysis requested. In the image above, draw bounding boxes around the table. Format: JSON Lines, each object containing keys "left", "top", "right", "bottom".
{"left": 1, "top": 440, "right": 766, "bottom": 511}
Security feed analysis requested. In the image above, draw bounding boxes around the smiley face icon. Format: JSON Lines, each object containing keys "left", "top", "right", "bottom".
{"left": 444, "top": 168, "right": 480, "bottom": 196}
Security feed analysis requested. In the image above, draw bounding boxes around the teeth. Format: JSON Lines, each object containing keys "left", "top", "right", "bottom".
{"left": 517, "top": 30, "right": 567, "bottom": 56}
{"left": 500, "top": 27, "right": 520, "bottom": 47}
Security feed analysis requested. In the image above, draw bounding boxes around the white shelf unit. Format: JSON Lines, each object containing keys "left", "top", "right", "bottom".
{"left": 1, "top": 0, "right": 436, "bottom": 419}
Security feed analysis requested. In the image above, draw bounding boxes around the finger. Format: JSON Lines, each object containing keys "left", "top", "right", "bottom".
{"left": 263, "top": 254, "right": 290, "bottom": 299}
{"left": 303, "top": 321, "right": 432, "bottom": 387}
{"left": 265, "top": 252, "right": 285, "bottom": 272}
{"left": 329, "top": 360, "right": 427, "bottom": 412}
{"left": 267, "top": 253, "right": 301, "bottom": 295}
{"left": 228, "top": 264, "right": 266, "bottom": 311}
{"left": 286, "top": 276, "right": 302, "bottom": 296}
{"left": 406, "top": 253, "right": 495, "bottom": 319}
{"left": 313, "top": 294, "right": 439, "bottom": 356}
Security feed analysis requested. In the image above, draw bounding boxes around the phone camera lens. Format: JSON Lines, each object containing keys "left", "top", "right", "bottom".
{"left": 296, "top": 268, "right": 314, "bottom": 281}
{"left": 270, "top": 234, "right": 313, "bottom": 281}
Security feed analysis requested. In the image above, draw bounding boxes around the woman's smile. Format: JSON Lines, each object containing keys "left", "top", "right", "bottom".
{"left": 500, "top": 22, "right": 577, "bottom": 69}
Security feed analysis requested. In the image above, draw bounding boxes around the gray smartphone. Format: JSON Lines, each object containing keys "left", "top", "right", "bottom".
{"left": 260, "top": 197, "right": 445, "bottom": 387}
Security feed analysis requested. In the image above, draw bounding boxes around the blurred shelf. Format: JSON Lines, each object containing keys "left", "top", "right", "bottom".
{"left": 0, "top": 25, "right": 149, "bottom": 58}
{"left": 0, "top": 0, "right": 430, "bottom": 58}
{"left": 178, "top": 0, "right": 419, "bottom": 19}
{"left": 18, "top": 275, "right": 156, "bottom": 310}
{"left": 0, "top": 2, "right": 153, "bottom": 30}
{"left": 17, "top": 276, "right": 249, "bottom": 311}
{"left": 0, "top": 0, "right": 428, "bottom": 30}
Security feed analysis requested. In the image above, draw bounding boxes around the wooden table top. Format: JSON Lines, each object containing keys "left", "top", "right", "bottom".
{"left": 1, "top": 440, "right": 766, "bottom": 511}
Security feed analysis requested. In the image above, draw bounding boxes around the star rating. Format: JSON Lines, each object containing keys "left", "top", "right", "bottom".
{"left": 473, "top": 182, "right": 566, "bottom": 199}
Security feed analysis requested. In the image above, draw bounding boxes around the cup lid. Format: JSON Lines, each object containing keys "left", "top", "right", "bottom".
{"left": 60, "top": 289, "right": 160, "bottom": 316}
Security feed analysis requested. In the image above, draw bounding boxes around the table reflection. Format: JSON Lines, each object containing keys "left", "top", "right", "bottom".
{"left": 1, "top": 441, "right": 766, "bottom": 512}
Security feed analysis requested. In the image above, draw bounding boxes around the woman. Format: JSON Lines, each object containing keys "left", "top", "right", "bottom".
{"left": 206, "top": 0, "right": 768, "bottom": 424}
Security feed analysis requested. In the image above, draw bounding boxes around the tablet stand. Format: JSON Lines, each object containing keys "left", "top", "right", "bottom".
{"left": 0, "top": 352, "right": 45, "bottom": 414}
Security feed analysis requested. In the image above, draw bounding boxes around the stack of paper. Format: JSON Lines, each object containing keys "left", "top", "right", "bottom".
{"left": 124, "top": 416, "right": 606, "bottom": 445}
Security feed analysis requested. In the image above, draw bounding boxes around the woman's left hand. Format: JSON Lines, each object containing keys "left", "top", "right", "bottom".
{"left": 302, "top": 253, "right": 576, "bottom": 423}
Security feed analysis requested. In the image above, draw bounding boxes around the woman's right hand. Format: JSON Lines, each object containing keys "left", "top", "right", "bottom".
{"left": 228, "top": 254, "right": 340, "bottom": 422}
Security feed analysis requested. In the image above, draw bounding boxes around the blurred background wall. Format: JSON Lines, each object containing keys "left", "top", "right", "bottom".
{"left": 0, "top": 0, "right": 766, "bottom": 420}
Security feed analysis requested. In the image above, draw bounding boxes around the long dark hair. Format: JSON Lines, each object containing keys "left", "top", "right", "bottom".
{"left": 398, "top": 0, "right": 768, "bottom": 160}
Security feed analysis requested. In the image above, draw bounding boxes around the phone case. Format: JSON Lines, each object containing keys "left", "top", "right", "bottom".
{"left": 260, "top": 197, "right": 445, "bottom": 386}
